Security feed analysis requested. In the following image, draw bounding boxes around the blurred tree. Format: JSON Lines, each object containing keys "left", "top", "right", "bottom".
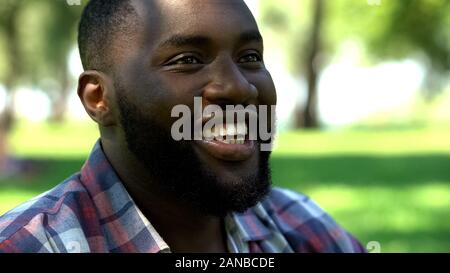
{"left": 0, "top": 0, "right": 82, "bottom": 125}
{"left": 0, "top": 0, "right": 24, "bottom": 174}
{"left": 260, "top": 0, "right": 450, "bottom": 128}
{"left": 18, "top": 0, "right": 82, "bottom": 122}
{"left": 326, "top": 0, "right": 450, "bottom": 100}
{"left": 261, "top": 0, "right": 326, "bottom": 128}
{"left": 0, "top": 0, "right": 82, "bottom": 172}
{"left": 300, "top": 0, "right": 324, "bottom": 128}
{"left": 0, "top": 0, "right": 24, "bottom": 128}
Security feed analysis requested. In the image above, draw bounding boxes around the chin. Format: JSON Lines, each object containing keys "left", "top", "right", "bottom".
{"left": 192, "top": 148, "right": 272, "bottom": 217}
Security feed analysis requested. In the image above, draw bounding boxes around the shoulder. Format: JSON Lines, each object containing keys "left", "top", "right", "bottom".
{"left": 0, "top": 173, "right": 96, "bottom": 253}
{"left": 260, "top": 187, "right": 366, "bottom": 253}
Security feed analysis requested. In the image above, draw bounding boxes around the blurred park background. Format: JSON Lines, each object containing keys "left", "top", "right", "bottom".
{"left": 0, "top": 0, "right": 449, "bottom": 252}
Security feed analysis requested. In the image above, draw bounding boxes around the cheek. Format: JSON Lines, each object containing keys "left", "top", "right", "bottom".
{"left": 120, "top": 55, "right": 170, "bottom": 104}
{"left": 118, "top": 57, "right": 200, "bottom": 130}
{"left": 119, "top": 74, "right": 175, "bottom": 127}
{"left": 251, "top": 71, "right": 277, "bottom": 106}
{"left": 156, "top": 72, "right": 210, "bottom": 113}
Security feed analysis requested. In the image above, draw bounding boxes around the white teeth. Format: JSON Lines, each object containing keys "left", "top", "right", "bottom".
{"left": 218, "top": 125, "right": 225, "bottom": 137}
{"left": 237, "top": 122, "right": 247, "bottom": 135}
{"left": 203, "top": 122, "right": 247, "bottom": 144}
{"left": 209, "top": 137, "right": 246, "bottom": 145}
{"left": 226, "top": 123, "right": 236, "bottom": 136}
{"left": 211, "top": 125, "right": 220, "bottom": 138}
{"left": 204, "top": 127, "right": 213, "bottom": 139}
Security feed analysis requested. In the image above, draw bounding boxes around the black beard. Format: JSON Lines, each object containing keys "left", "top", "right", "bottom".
{"left": 116, "top": 92, "right": 272, "bottom": 217}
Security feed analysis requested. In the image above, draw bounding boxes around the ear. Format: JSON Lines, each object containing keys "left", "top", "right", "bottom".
{"left": 77, "top": 70, "right": 116, "bottom": 126}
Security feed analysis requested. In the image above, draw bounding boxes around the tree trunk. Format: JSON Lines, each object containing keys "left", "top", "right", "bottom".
{"left": 1, "top": 1, "right": 22, "bottom": 130}
{"left": 295, "top": 0, "right": 325, "bottom": 129}
{"left": 0, "top": 1, "right": 23, "bottom": 170}
{"left": 50, "top": 65, "right": 71, "bottom": 123}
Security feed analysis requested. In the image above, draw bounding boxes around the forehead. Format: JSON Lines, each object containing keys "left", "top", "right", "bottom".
{"left": 132, "top": 0, "right": 259, "bottom": 45}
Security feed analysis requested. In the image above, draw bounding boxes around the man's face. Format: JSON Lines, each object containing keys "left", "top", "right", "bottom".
{"left": 113, "top": 0, "right": 277, "bottom": 216}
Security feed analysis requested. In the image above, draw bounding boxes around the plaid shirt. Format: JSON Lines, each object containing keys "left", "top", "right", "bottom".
{"left": 0, "top": 140, "right": 365, "bottom": 253}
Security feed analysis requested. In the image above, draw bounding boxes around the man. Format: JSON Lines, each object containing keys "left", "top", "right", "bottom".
{"left": 0, "top": 0, "right": 365, "bottom": 253}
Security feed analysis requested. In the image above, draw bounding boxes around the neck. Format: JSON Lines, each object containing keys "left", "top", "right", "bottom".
{"left": 100, "top": 137, "right": 229, "bottom": 253}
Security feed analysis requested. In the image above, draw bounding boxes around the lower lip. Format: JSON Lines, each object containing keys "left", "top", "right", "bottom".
{"left": 195, "top": 139, "right": 256, "bottom": 162}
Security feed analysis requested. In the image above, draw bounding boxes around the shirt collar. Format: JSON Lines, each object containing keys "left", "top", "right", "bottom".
{"left": 229, "top": 204, "right": 274, "bottom": 242}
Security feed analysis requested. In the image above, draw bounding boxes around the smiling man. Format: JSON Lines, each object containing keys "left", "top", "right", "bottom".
{"left": 0, "top": 0, "right": 365, "bottom": 253}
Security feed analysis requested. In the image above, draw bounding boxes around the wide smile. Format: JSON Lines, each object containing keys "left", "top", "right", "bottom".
{"left": 195, "top": 121, "right": 257, "bottom": 162}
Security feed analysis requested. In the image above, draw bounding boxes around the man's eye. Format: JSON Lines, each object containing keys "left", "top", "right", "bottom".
{"left": 169, "top": 56, "right": 201, "bottom": 65}
{"left": 239, "top": 53, "right": 262, "bottom": 63}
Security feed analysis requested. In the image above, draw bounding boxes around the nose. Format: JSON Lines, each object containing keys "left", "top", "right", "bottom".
{"left": 202, "top": 57, "right": 258, "bottom": 106}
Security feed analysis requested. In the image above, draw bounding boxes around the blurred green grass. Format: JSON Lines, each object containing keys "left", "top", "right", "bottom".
{"left": 1, "top": 121, "right": 450, "bottom": 252}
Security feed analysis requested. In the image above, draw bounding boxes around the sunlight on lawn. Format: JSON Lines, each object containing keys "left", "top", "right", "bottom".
{"left": 274, "top": 129, "right": 450, "bottom": 155}
{"left": 310, "top": 183, "right": 450, "bottom": 212}
{"left": 0, "top": 191, "right": 38, "bottom": 215}
{"left": 292, "top": 183, "right": 450, "bottom": 252}
{"left": 9, "top": 121, "right": 99, "bottom": 158}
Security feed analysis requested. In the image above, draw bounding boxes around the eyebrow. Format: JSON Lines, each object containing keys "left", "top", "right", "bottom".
{"left": 158, "top": 35, "right": 211, "bottom": 49}
{"left": 157, "top": 30, "right": 263, "bottom": 49}
{"left": 238, "top": 30, "right": 263, "bottom": 45}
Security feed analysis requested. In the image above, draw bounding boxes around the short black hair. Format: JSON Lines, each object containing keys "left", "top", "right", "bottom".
{"left": 78, "top": 0, "right": 138, "bottom": 71}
